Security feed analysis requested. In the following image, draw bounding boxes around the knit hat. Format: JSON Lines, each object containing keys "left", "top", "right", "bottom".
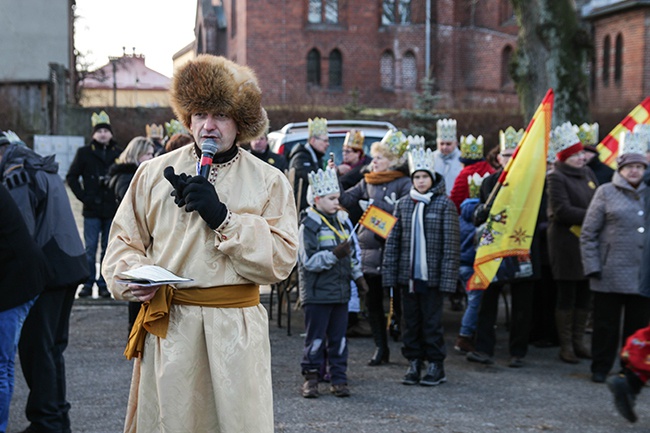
{"left": 91, "top": 111, "right": 112, "bottom": 133}
{"left": 617, "top": 131, "right": 648, "bottom": 169}
{"left": 549, "top": 122, "right": 583, "bottom": 162}
{"left": 170, "top": 55, "right": 269, "bottom": 143}
{"left": 343, "top": 129, "right": 364, "bottom": 151}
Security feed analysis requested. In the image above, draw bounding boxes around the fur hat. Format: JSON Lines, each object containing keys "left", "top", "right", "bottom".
{"left": 170, "top": 55, "right": 269, "bottom": 143}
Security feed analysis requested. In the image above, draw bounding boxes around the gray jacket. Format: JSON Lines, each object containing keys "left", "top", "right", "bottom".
{"left": 581, "top": 172, "right": 646, "bottom": 294}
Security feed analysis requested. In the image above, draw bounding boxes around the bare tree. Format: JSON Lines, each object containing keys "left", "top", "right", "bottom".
{"left": 510, "top": 0, "right": 592, "bottom": 125}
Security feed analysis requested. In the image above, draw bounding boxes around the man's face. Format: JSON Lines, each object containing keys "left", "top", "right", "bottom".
{"left": 437, "top": 139, "right": 457, "bottom": 156}
{"left": 250, "top": 135, "right": 269, "bottom": 153}
{"left": 190, "top": 112, "right": 238, "bottom": 154}
{"left": 92, "top": 128, "right": 113, "bottom": 145}
{"left": 342, "top": 146, "right": 361, "bottom": 165}
{"left": 314, "top": 192, "right": 340, "bottom": 215}
{"left": 497, "top": 150, "right": 515, "bottom": 168}
{"left": 309, "top": 135, "right": 329, "bottom": 154}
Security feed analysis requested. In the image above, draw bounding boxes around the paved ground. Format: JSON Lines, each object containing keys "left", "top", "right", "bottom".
{"left": 7, "top": 291, "right": 649, "bottom": 433}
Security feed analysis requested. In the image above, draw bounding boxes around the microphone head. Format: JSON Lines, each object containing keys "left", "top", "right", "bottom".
{"left": 201, "top": 138, "right": 219, "bottom": 158}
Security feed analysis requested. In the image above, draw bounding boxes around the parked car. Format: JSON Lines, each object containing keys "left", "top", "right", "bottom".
{"left": 268, "top": 120, "right": 397, "bottom": 165}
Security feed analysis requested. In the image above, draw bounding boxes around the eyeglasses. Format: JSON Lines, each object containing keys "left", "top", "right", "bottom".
{"left": 342, "top": 149, "right": 358, "bottom": 154}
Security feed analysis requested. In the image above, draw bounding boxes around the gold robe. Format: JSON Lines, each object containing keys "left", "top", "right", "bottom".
{"left": 102, "top": 145, "right": 298, "bottom": 433}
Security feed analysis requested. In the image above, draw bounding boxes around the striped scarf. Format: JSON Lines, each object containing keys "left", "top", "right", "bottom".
{"left": 409, "top": 188, "right": 433, "bottom": 293}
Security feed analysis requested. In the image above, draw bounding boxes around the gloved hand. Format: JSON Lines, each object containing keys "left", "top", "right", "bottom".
{"left": 473, "top": 203, "right": 491, "bottom": 226}
{"left": 180, "top": 176, "right": 229, "bottom": 229}
{"left": 332, "top": 241, "right": 351, "bottom": 259}
{"left": 355, "top": 277, "right": 369, "bottom": 296}
{"left": 164, "top": 166, "right": 191, "bottom": 207}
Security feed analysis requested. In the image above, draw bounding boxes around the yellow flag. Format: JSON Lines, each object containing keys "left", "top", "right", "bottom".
{"left": 359, "top": 205, "right": 398, "bottom": 239}
{"left": 597, "top": 97, "right": 650, "bottom": 168}
{"left": 469, "top": 89, "right": 554, "bottom": 290}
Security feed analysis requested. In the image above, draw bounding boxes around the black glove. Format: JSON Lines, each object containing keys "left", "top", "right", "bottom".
{"left": 473, "top": 203, "right": 491, "bottom": 226}
{"left": 180, "top": 175, "right": 229, "bottom": 229}
{"left": 355, "top": 277, "right": 369, "bottom": 296}
{"left": 163, "top": 166, "right": 191, "bottom": 207}
{"left": 332, "top": 241, "right": 351, "bottom": 259}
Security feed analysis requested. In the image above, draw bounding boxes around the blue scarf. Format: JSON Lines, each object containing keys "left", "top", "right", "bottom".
{"left": 409, "top": 188, "right": 433, "bottom": 293}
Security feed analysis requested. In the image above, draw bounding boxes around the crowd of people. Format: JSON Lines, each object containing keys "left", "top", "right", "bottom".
{"left": 2, "top": 54, "right": 650, "bottom": 431}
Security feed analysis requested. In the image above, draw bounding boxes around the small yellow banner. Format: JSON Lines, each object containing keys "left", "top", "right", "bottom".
{"left": 359, "top": 205, "right": 398, "bottom": 239}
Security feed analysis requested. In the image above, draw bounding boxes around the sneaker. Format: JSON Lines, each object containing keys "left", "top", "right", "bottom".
{"left": 466, "top": 351, "right": 495, "bottom": 365}
{"left": 402, "top": 359, "right": 422, "bottom": 385}
{"left": 508, "top": 357, "right": 524, "bottom": 368}
{"left": 420, "top": 362, "right": 447, "bottom": 386}
{"left": 607, "top": 375, "right": 637, "bottom": 422}
{"left": 78, "top": 286, "right": 92, "bottom": 298}
{"left": 302, "top": 372, "right": 319, "bottom": 398}
{"left": 454, "top": 335, "right": 475, "bottom": 355}
{"left": 330, "top": 383, "right": 351, "bottom": 397}
{"left": 98, "top": 287, "right": 111, "bottom": 298}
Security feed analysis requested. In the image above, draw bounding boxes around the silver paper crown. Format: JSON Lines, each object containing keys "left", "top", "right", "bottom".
{"left": 436, "top": 118, "right": 457, "bottom": 142}
{"left": 575, "top": 123, "right": 599, "bottom": 146}
{"left": 408, "top": 146, "right": 436, "bottom": 176}
{"left": 619, "top": 131, "right": 648, "bottom": 155}
{"left": 499, "top": 127, "right": 524, "bottom": 152}
{"left": 308, "top": 168, "right": 340, "bottom": 197}
{"left": 549, "top": 122, "right": 581, "bottom": 155}
{"left": 406, "top": 135, "right": 426, "bottom": 152}
{"left": 633, "top": 124, "right": 650, "bottom": 147}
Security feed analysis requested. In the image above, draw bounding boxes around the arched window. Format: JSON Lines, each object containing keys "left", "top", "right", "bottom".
{"left": 501, "top": 45, "right": 513, "bottom": 87}
{"left": 615, "top": 33, "right": 623, "bottom": 85}
{"left": 603, "top": 35, "right": 610, "bottom": 86}
{"left": 307, "top": 49, "right": 321, "bottom": 86}
{"left": 402, "top": 51, "right": 417, "bottom": 90}
{"left": 328, "top": 49, "right": 342, "bottom": 89}
{"left": 380, "top": 51, "right": 395, "bottom": 90}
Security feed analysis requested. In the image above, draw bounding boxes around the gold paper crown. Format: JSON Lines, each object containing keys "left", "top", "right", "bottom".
{"left": 146, "top": 124, "right": 164, "bottom": 139}
{"left": 460, "top": 135, "right": 484, "bottom": 160}
{"left": 575, "top": 123, "right": 599, "bottom": 146}
{"left": 436, "top": 118, "right": 457, "bottom": 142}
{"left": 549, "top": 122, "right": 581, "bottom": 155}
{"left": 308, "top": 168, "right": 340, "bottom": 197}
{"left": 308, "top": 117, "right": 328, "bottom": 138}
{"left": 343, "top": 129, "right": 365, "bottom": 151}
{"left": 380, "top": 130, "right": 409, "bottom": 158}
{"left": 165, "top": 119, "right": 189, "bottom": 137}
{"left": 468, "top": 172, "right": 490, "bottom": 199}
{"left": 499, "top": 127, "right": 524, "bottom": 152}
{"left": 91, "top": 111, "right": 111, "bottom": 128}
{"left": 408, "top": 146, "right": 435, "bottom": 176}
{"left": 619, "top": 131, "right": 648, "bottom": 156}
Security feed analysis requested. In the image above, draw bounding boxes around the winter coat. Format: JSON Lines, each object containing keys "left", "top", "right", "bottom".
{"left": 108, "top": 162, "right": 137, "bottom": 205}
{"left": 581, "top": 172, "right": 647, "bottom": 295}
{"left": 250, "top": 147, "right": 288, "bottom": 173}
{"left": 288, "top": 143, "right": 324, "bottom": 211}
{"left": 546, "top": 162, "right": 598, "bottom": 280}
{"left": 640, "top": 185, "right": 650, "bottom": 297}
{"left": 1, "top": 144, "right": 89, "bottom": 290}
{"left": 587, "top": 156, "right": 614, "bottom": 186}
{"left": 449, "top": 160, "right": 496, "bottom": 212}
{"left": 66, "top": 139, "right": 122, "bottom": 219}
{"left": 339, "top": 155, "right": 372, "bottom": 224}
{"left": 298, "top": 208, "right": 363, "bottom": 305}
{"left": 339, "top": 173, "right": 411, "bottom": 275}
{"left": 459, "top": 197, "right": 479, "bottom": 267}
{"left": 433, "top": 148, "right": 462, "bottom": 195}
{"left": 382, "top": 175, "right": 460, "bottom": 293}
{"left": 0, "top": 183, "right": 49, "bottom": 312}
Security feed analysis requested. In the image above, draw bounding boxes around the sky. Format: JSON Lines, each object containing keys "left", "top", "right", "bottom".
{"left": 74, "top": 0, "right": 197, "bottom": 78}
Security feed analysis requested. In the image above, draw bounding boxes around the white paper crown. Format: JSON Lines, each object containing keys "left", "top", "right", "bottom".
{"left": 619, "top": 131, "right": 648, "bottom": 156}
{"left": 468, "top": 172, "right": 490, "bottom": 199}
{"left": 549, "top": 122, "right": 581, "bottom": 155}
{"left": 308, "top": 117, "right": 328, "bottom": 138}
{"left": 499, "top": 127, "right": 524, "bottom": 152}
{"left": 437, "top": 118, "right": 457, "bottom": 142}
{"left": 408, "top": 146, "right": 436, "bottom": 176}
{"left": 308, "top": 168, "right": 340, "bottom": 197}
{"left": 575, "top": 123, "right": 599, "bottom": 146}
{"left": 633, "top": 124, "right": 650, "bottom": 147}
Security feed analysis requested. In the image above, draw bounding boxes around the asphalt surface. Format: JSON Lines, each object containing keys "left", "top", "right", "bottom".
{"left": 7, "top": 290, "right": 650, "bottom": 433}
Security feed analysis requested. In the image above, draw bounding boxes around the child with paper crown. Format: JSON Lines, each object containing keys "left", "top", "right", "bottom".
{"left": 382, "top": 139, "right": 460, "bottom": 386}
{"left": 298, "top": 168, "right": 368, "bottom": 399}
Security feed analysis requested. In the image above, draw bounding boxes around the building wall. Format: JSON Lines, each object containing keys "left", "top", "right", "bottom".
{"left": 79, "top": 89, "right": 170, "bottom": 108}
{"left": 591, "top": 8, "right": 648, "bottom": 112}
{"left": 0, "top": 0, "right": 69, "bottom": 81}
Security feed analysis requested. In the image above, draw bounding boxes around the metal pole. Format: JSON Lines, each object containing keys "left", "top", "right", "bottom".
{"left": 425, "top": 0, "right": 431, "bottom": 79}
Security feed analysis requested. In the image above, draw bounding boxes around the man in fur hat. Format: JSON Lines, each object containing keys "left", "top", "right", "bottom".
{"left": 102, "top": 55, "right": 298, "bottom": 433}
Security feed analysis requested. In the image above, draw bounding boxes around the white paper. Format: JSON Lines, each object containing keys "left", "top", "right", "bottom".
{"left": 116, "top": 265, "right": 193, "bottom": 286}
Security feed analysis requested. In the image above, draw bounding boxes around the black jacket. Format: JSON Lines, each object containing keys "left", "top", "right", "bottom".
{"left": 108, "top": 162, "right": 137, "bottom": 205}
{"left": 288, "top": 143, "right": 324, "bottom": 211}
{"left": 250, "top": 147, "right": 288, "bottom": 173}
{"left": 66, "top": 139, "right": 122, "bottom": 218}
{"left": 587, "top": 157, "right": 614, "bottom": 186}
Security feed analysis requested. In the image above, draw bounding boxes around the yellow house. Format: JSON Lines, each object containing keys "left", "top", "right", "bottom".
{"left": 80, "top": 52, "right": 170, "bottom": 108}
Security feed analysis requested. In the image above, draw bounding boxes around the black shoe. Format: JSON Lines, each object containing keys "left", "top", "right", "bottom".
{"left": 508, "top": 357, "right": 524, "bottom": 368}
{"left": 420, "top": 362, "right": 447, "bottom": 386}
{"left": 592, "top": 372, "right": 607, "bottom": 383}
{"left": 98, "top": 287, "right": 111, "bottom": 298}
{"left": 466, "top": 351, "right": 494, "bottom": 365}
{"left": 368, "top": 346, "right": 389, "bottom": 366}
{"left": 402, "top": 359, "right": 422, "bottom": 385}
{"left": 78, "top": 286, "right": 92, "bottom": 298}
{"left": 607, "top": 375, "right": 637, "bottom": 422}
{"left": 330, "top": 383, "right": 351, "bottom": 397}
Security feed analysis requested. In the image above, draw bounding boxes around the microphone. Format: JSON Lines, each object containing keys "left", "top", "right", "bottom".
{"left": 199, "top": 138, "right": 219, "bottom": 178}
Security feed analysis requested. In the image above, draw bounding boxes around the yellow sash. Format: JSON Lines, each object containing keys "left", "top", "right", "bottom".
{"left": 124, "top": 284, "right": 260, "bottom": 360}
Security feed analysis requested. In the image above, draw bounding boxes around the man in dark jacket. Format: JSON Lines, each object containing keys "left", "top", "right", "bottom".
{"left": 66, "top": 111, "right": 121, "bottom": 298}
{"left": 288, "top": 117, "right": 329, "bottom": 211}
{"left": 249, "top": 133, "right": 288, "bottom": 172}
{"left": 0, "top": 130, "right": 88, "bottom": 433}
